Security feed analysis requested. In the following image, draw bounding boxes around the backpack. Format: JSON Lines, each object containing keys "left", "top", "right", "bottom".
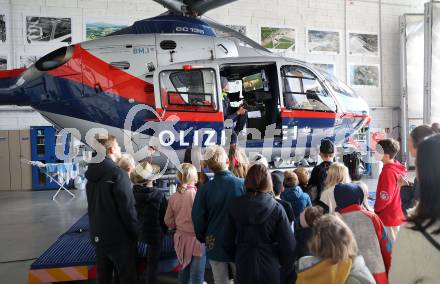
{"left": 343, "top": 151, "right": 363, "bottom": 181}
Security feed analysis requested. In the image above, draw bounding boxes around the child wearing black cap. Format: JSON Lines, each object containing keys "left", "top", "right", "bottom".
{"left": 307, "top": 139, "right": 335, "bottom": 203}
{"left": 271, "top": 171, "right": 295, "bottom": 225}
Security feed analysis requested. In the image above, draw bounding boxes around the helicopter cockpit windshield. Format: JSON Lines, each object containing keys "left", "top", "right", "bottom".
{"left": 281, "top": 65, "right": 337, "bottom": 112}
{"left": 320, "top": 71, "right": 368, "bottom": 113}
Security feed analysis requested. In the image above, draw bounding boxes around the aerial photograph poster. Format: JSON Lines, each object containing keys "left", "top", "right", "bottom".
{"left": 349, "top": 32, "right": 379, "bottom": 56}
{"left": 307, "top": 29, "right": 340, "bottom": 54}
{"left": 86, "top": 18, "right": 128, "bottom": 41}
{"left": 349, "top": 64, "right": 380, "bottom": 87}
{"left": 260, "top": 27, "right": 296, "bottom": 51}
{"left": 25, "top": 16, "right": 72, "bottom": 44}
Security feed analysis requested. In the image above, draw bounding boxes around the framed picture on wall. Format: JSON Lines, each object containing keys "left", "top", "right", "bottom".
{"left": 25, "top": 16, "right": 72, "bottom": 45}
{"left": 17, "top": 54, "right": 41, "bottom": 68}
{"left": 260, "top": 26, "right": 296, "bottom": 52}
{"left": 311, "top": 62, "right": 336, "bottom": 76}
{"left": 348, "top": 32, "right": 379, "bottom": 56}
{"left": 85, "top": 18, "right": 129, "bottom": 41}
{"left": 307, "top": 28, "right": 341, "bottom": 54}
{"left": 0, "top": 55, "right": 7, "bottom": 70}
{"left": 0, "top": 14, "right": 7, "bottom": 44}
{"left": 348, "top": 64, "right": 380, "bottom": 87}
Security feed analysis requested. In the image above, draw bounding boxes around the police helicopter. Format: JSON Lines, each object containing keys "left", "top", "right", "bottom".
{"left": 0, "top": 0, "right": 370, "bottom": 169}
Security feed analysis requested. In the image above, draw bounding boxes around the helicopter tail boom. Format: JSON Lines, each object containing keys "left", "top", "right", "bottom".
{"left": 0, "top": 68, "right": 28, "bottom": 106}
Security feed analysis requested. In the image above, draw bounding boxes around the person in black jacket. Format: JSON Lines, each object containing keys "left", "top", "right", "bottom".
{"left": 307, "top": 139, "right": 335, "bottom": 203}
{"left": 400, "top": 125, "right": 435, "bottom": 216}
{"left": 223, "top": 164, "right": 296, "bottom": 284}
{"left": 85, "top": 135, "right": 139, "bottom": 284}
{"left": 271, "top": 171, "right": 295, "bottom": 225}
{"left": 131, "top": 161, "right": 168, "bottom": 284}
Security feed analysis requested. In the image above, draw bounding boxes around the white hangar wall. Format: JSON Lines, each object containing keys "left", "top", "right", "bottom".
{"left": 0, "top": 0, "right": 426, "bottom": 134}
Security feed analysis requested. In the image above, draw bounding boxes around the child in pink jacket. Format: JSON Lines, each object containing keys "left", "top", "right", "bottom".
{"left": 164, "top": 163, "right": 206, "bottom": 284}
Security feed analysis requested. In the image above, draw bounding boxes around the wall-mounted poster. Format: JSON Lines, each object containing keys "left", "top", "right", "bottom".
{"left": 0, "top": 14, "right": 6, "bottom": 43}
{"left": 260, "top": 26, "right": 296, "bottom": 51}
{"left": 226, "top": 25, "right": 246, "bottom": 35}
{"left": 349, "top": 64, "right": 380, "bottom": 87}
{"left": 312, "top": 63, "right": 335, "bottom": 76}
{"left": 86, "top": 18, "right": 128, "bottom": 41}
{"left": 0, "top": 55, "right": 7, "bottom": 70}
{"left": 25, "top": 16, "right": 72, "bottom": 44}
{"left": 307, "top": 29, "right": 340, "bottom": 54}
{"left": 348, "top": 32, "right": 379, "bottom": 56}
{"left": 18, "top": 55, "right": 40, "bottom": 68}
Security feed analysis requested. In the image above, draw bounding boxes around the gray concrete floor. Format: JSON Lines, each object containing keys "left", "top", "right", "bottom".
{"left": 0, "top": 175, "right": 396, "bottom": 284}
{"left": 0, "top": 189, "right": 87, "bottom": 284}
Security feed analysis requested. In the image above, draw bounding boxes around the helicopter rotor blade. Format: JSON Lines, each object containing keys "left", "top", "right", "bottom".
{"left": 188, "top": 0, "right": 237, "bottom": 15}
{"left": 152, "top": 0, "right": 186, "bottom": 14}
{"left": 201, "top": 16, "right": 270, "bottom": 53}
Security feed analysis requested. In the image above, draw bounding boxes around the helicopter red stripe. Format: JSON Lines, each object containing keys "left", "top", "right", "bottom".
{"left": 281, "top": 109, "right": 337, "bottom": 119}
{"left": 158, "top": 111, "right": 224, "bottom": 122}
{"left": 47, "top": 44, "right": 155, "bottom": 106}
{"left": 281, "top": 109, "right": 369, "bottom": 120}
{"left": 0, "top": 68, "right": 26, "bottom": 78}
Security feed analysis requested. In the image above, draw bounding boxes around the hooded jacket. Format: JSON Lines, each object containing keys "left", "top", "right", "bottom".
{"left": 375, "top": 161, "right": 407, "bottom": 226}
{"left": 85, "top": 157, "right": 139, "bottom": 247}
{"left": 192, "top": 170, "right": 244, "bottom": 261}
{"left": 296, "top": 255, "right": 375, "bottom": 284}
{"left": 335, "top": 183, "right": 392, "bottom": 284}
{"left": 281, "top": 186, "right": 312, "bottom": 223}
{"left": 133, "top": 184, "right": 168, "bottom": 245}
{"left": 223, "top": 192, "right": 296, "bottom": 284}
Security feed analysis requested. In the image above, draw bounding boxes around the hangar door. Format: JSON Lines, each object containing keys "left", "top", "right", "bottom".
{"left": 400, "top": 14, "right": 424, "bottom": 167}
{"left": 424, "top": 1, "right": 440, "bottom": 125}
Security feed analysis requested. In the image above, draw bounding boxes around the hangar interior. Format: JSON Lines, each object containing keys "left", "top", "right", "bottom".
{"left": 0, "top": 0, "right": 436, "bottom": 283}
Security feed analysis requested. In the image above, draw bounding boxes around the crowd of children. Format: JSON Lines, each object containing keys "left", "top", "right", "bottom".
{"left": 86, "top": 123, "right": 440, "bottom": 284}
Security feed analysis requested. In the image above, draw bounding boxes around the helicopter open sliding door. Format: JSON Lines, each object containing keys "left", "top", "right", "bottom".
{"left": 400, "top": 14, "right": 424, "bottom": 167}
{"left": 154, "top": 63, "right": 223, "bottom": 149}
{"left": 279, "top": 65, "right": 338, "bottom": 153}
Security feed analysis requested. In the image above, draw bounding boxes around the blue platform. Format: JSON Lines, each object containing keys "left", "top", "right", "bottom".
{"left": 30, "top": 214, "right": 177, "bottom": 270}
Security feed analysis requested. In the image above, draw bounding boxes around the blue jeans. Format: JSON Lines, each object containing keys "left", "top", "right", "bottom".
{"left": 178, "top": 256, "right": 206, "bottom": 284}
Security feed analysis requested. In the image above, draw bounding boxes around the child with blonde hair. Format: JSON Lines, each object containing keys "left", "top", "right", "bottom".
{"left": 165, "top": 163, "right": 205, "bottom": 283}
{"left": 294, "top": 167, "right": 310, "bottom": 192}
{"left": 228, "top": 144, "right": 249, "bottom": 178}
{"left": 117, "top": 153, "right": 136, "bottom": 175}
{"left": 296, "top": 214, "right": 375, "bottom": 284}
{"left": 319, "top": 162, "right": 351, "bottom": 213}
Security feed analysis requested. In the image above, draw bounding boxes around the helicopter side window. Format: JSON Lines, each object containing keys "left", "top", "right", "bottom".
{"left": 282, "top": 66, "right": 337, "bottom": 112}
{"left": 160, "top": 69, "right": 217, "bottom": 112}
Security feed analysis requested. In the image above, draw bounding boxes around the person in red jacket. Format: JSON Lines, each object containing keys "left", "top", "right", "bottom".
{"left": 374, "top": 138, "right": 407, "bottom": 242}
{"left": 335, "top": 183, "right": 392, "bottom": 284}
